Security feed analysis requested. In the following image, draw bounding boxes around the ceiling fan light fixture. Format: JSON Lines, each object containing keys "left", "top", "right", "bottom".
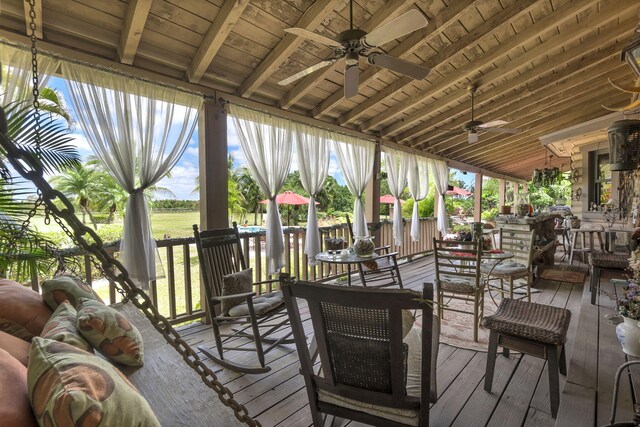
{"left": 345, "top": 51, "right": 359, "bottom": 66}
{"left": 468, "top": 131, "right": 479, "bottom": 144}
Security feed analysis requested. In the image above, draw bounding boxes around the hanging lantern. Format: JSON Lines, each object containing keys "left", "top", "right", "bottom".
{"left": 608, "top": 120, "right": 640, "bottom": 171}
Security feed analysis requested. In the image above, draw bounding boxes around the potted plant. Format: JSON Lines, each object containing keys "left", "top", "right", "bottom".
{"left": 614, "top": 250, "right": 640, "bottom": 356}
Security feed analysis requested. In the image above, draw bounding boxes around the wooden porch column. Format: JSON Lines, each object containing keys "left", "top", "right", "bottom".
{"left": 364, "top": 142, "right": 381, "bottom": 239}
{"left": 514, "top": 182, "right": 520, "bottom": 195}
{"left": 198, "top": 98, "right": 229, "bottom": 230}
{"left": 523, "top": 182, "right": 529, "bottom": 193}
{"left": 498, "top": 179, "right": 506, "bottom": 212}
{"left": 474, "top": 173, "right": 483, "bottom": 222}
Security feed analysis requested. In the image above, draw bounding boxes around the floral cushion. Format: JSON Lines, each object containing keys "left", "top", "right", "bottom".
{"left": 76, "top": 298, "right": 144, "bottom": 367}
{"left": 221, "top": 268, "right": 253, "bottom": 315}
{"left": 0, "top": 279, "right": 53, "bottom": 340}
{"left": 27, "top": 338, "right": 160, "bottom": 427}
{"left": 227, "top": 291, "right": 285, "bottom": 317}
{"left": 0, "top": 330, "right": 31, "bottom": 366}
{"left": 41, "top": 273, "right": 104, "bottom": 310}
{"left": 42, "top": 301, "right": 93, "bottom": 353}
{"left": 0, "top": 348, "right": 37, "bottom": 427}
{"left": 405, "top": 315, "right": 440, "bottom": 403}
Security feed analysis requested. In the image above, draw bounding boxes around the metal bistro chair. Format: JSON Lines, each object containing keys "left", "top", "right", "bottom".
{"left": 345, "top": 214, "right": 403, "bottom": 289}
{"left": 482, "top": 228, "right": 536, "bottom": 302}
{"left": 282, "top": 278, "right": 438, "bottom": 427}
{"left": 193, "top": 223, "right": 293, "bottom": 373}
{"left": 433, "top": 238, "right": 484, "bottom": 342}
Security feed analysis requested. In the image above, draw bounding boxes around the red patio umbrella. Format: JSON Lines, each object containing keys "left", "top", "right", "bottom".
{"left": 380, "top": 194, "right": 404, "bottom": 219}
{"left": 260, "top": 191, "right": 317, "bottom": 225}
{"left": 446, "top": 186, "right": 472, "bottom": 196}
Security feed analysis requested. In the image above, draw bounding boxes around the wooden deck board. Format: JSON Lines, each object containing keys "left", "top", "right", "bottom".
{"left": 176, "top": 251, "right": 633, "bottom": 426}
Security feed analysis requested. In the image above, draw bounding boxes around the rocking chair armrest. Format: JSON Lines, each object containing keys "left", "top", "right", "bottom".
{"left": 254, "top": 278, "right": 280, "bottom": 285}
{"left": 374, "top": 251, "right": 400, "bottom": 261}
{"left": 375, "top": 245, "right": 391, "bottom": 254}
{"left": 210, "top": 291, "right": 256, "bottom": 302}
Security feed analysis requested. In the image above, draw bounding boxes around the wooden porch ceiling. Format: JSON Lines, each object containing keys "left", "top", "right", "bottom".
{"left": 0, "top": 0, "right": 638, "bottom": 180}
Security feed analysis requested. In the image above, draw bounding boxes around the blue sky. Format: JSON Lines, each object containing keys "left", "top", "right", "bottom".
{"left": 46, "top": 76, "right": 347, "bottom": 200}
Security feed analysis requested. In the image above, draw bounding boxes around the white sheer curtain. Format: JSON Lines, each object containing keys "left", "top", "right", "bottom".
{"left": 333, "top": 135, "right": 375, "bottom": 238}
{"left": 294, "top": 123, "right": 330, "bottom": 265}
{"left": 61, "top": 62, "right": 200, "bottom": 285}
{"left": 407, "top": 155, "right": 430, "bottom": 241}
{"left": 383, "top": 148, "right": 408, "bottom": 246}
{"left": 229, "top": 104, "right": 293, "bottom": 274}
{"left": 1, "top": 43, "right": 59, "bottom": 105}
{"left": 430, "top": 159, "right": 450, "bottom": 236}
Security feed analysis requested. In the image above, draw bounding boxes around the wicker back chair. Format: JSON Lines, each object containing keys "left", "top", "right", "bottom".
{"left": 345, "top": 214, "right": 403, "bottom": 288}
{"left": 433, "top": 238, "right": 484, "bottom": 342}
{"left": 282, "top": 279, "right": 437, "bottom": 427}
{"left": 482, "top": 228, "right": 536, "bottom": 301}
{"left": 193, "top": 223, "right": 293, "bottom": 374}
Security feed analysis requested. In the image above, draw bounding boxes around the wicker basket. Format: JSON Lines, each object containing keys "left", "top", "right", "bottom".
{"left": 608, "top": 120, "right": 640, "bottom": 171}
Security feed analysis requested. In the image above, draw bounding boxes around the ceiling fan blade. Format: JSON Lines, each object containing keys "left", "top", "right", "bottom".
{"left": 478, "top": 119, "right": 509, "bottom": 128}
{"left": 284, "top": 28, "right": 342, "bottom": 48}
{"left": 368, "top": 53, "right": 430, "bottom": 80}
{"left": 426, "top": 131, "right": 464, "bottom": 144}
{"left": 485, "top": 127, "right": 521, "bottom": 134}
{"left": 344, "top": 64, "right": 359, "bottom": 99}
{"left": 278, "top": 60, "right": 336, "bottom": 86}
{"left": 361, "top": 9, "right": 429, "bottom": 47}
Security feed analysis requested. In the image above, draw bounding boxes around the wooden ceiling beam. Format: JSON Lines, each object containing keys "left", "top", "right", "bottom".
{"left": 379, "top": 0, "right": 637, "bottom": 137}
{"left": 404, "top": 43, "right": 627, "bottom": 149}
{"left": 117, "top": 0, "right": 153, "bottom": 65}
{"left": 408, "top": 39, "right": 630, "bottom": 152}
{"left": 310, "top": 0, "right": 475, "bottom": 118}
{"left": 278, "top": 0, "right": 414, "bottom": 110}
{"left": 337, "top": 0, "right": 538, "bottom": 127}
{"left": 187, "top": 0, "right": 249, "bottom": 84}
{"left": 238, "top": 0, "right": 339, "bottom": 98}
{"left": 360, "top": 0, "right": 612, "bottom": 134}
{"left": 22, "top": 0, "right": 42, "bottom": 39}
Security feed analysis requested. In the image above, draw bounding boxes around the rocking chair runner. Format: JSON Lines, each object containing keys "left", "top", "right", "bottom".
{"left": 193, "top": 223, "right": 294, "bottom": 374}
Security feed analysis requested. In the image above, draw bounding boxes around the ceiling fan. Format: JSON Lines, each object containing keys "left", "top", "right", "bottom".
{"left": 278, "top": 1, "right": 431, "bottom": 98}
{"left": 427, "top": 85, "right": 522, "bottom": 145}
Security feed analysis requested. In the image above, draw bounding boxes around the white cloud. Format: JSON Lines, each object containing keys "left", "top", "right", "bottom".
{"left": 185, "top": 146, "right": 199, "bottom": 157}
{"left": 69, "top": 133, "right": 94, "bottom": 159}
{"left": 156, "top": 164, "right": 199, "bottom": 200}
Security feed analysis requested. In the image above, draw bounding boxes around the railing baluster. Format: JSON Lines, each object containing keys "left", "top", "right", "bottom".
{"left": 254, "top": 235, "right": 262, "bottom": 292}
{"left": 183, "top": 243, "right": 192, "bottom": 316}
{"left": 284, "top": 229, "right": 291, "bottom": 276}
{"left": 293, "top": 230, "right": 300, "bottom": 280}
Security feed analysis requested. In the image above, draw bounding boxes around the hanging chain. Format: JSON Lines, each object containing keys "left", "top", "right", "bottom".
{"left": 0, "top": 131, "right": 259, "bottom": 426}
{"left": 27, "top": 0, "right": 41, "bottom": 159}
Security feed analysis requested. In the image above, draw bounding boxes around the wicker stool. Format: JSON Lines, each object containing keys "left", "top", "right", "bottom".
{"left": 483, "top": 299, "right": 571, "bottom": 418}
{"left": 589, "top": 252, "right": 629, "bottom": 305}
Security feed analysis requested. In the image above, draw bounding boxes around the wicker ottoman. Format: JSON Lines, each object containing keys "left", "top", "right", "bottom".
{"left": 483, "top": 298, "right": 571, "bottom": 418}
{"left": 589, "top": 252, "right": 629, "bottom": 305}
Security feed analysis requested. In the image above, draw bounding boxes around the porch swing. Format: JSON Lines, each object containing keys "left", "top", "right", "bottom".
{"left": 0, "top": 4, "right": 256, "bottom": 426}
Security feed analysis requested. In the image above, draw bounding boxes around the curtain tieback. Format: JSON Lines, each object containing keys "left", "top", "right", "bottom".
{"left": 130, "top": 186, "right": 149, "bottom": 196}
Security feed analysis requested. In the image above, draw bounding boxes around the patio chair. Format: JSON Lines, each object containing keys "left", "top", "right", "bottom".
{"left": 345, "top": 214, "right": 403, "bottom": 288}
{"left": 282, "top": 278, "right": 438, "bottom": 427}
{"left": 193, "top": 223, "right": 293, "bottom": 374}
{"left": 481, "top": 228, "right": 536, "bottom": 302}
{"left": 433, "top": 238, "right": 484, "bottom": 342}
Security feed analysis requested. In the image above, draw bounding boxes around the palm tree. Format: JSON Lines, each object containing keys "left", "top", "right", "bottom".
{"left": 50, "top": 162, "right": 100, "bottom": 228}
{"left": 233, "top": 166, "right": 262, "bottom": 225}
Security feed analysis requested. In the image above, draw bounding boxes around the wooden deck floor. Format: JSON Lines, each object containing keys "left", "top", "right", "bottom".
{"left": 178, "top": 252, "right": 634, "bottom": 427}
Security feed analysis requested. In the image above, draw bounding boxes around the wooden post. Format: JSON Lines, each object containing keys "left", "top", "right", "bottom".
{"left": 514, "top": 182, "right": 520, "bottom": 195}
{"left": 498, "top": 179, "right": 506, "bottom": 212}
{"left": 198, "top": 98, "right": 228, "bottom": 322}
{"left": 199, "top": 99, "right": 229, "bottom": 230}
{"left": 474, "top": 173, "right": 483, "bottom": 222}
{"left": 523, "top": 182, "right": 529, "bottom": 193}
{"left": 365, "top": 142, "right": 381, "bottom": 240}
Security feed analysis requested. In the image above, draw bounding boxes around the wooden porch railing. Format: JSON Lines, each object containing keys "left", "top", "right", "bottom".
{"left": 14, "top": 218, "right": 437, "bottom": 325}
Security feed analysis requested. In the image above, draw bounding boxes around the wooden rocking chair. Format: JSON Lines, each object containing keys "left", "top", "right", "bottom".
{"left": 193, "top": 223, "right": 294, "bottom": 374}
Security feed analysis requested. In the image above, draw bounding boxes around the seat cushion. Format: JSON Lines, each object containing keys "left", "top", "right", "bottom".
{"left": 76, "top": 298, "right": 144, "bottom": 367}
{"left": 41, "top": 273, "right": 104, "bottom": 310}
{"left": 481, "top": 261, "right": 528, "bottom": 276}
{"left": 438, "top": 275, "right": 477, "bottom": 293}
{"left": 483, "top": 298, "right": 571, "bottom": 346}
{"left": 0, "top": 330, "right": 31, "bottom": 366}
{"left": 405, "top": 315, "right": 440, "bottom": 404}
{"left": 221, "top": 268, "right": 253, "bottom": 315}
{"left": 27, "top": 338, "right": 160, "bottom": 427}
{"left": 0, "top": 348, "right": 37, "bottom": 427}
{"left": 42, "top": 301, "right": 93, "bottom": 353}
{"left": 318, "top": 388, "right": 420, "bottom": 426}
{"left": 0, "top": 279, "right": 53, "bottom": 340}
{"left": 228, "top": 291, "right": 285, "bottom": 317}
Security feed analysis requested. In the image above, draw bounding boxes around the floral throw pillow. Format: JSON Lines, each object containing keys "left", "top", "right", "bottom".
{"left": 221, "top": 268, "right": 253, "bottom": 315}
{"left": 41, "top": 273, "right": 104, "bottom": 310}
{"left": 27, "top": 338, "right": 160, "bottom": 427}
{"left": 76, "top": 298, "right": 144, "bottom": 367}
{"left": 41, "top": 301, "right": 93, "bottom": 353}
